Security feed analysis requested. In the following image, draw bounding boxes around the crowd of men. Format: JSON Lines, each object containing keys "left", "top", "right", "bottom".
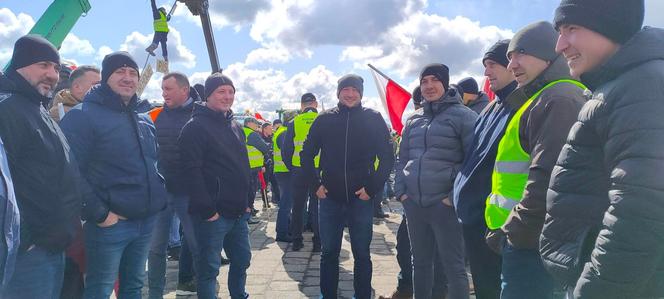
{"left": 0, "top": 0, "right": 663, "bottom": 298}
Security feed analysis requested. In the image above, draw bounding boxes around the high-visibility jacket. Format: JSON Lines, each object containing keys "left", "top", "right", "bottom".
{"left": 243, "top": 127, "right": 264, "bottom": 169}
{"left": 273, "top": 126, "right": 288, "bottom": 173}
{"left": 485, "top": 79, "right": 586, "bottom": 230}
{"left": 154, "top": 10, "right": 169, "bottom": 32}
{"left": 292, "top": 111, "right": 320, "bottom": 168}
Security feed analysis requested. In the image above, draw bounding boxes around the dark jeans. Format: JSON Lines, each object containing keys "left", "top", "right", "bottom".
{"left": 275, "top": 172, "right": 293, "bottom": 239}
{"left": 179, "top": 236, "right": 195, "bottom": 283}
{"left": 148, "top": 193, "right": 198, "bottom": 299}
{"left": 290, "top": 168, "right": 319, "bottom": 245}
{"left": 194, "top": 212, "right": 251, "bottom": 299}
{"left": 2, "top": 246, "right": 65, "bottom": 299}
{"left": 83, "top": 216, "right": 156, "bottom": 299}
{"left": 151, "top": 31, "right": 168, "bottom": 59}
{"left": 500, "top": 243, "right": 555, "bottom": 299}
{"left": 463, "top": 223, "right": 501, "bottom": 299}
{"left": 403, "top": 200, "right": 469, "bottom": 299}
{"left": 396, "top": 216, "right": 447, "bottom": 296}
{"left": 319, "top": 196, "right": 373, "bottom": 299}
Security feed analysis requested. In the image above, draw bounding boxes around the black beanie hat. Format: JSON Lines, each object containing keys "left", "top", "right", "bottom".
{"left": 205, "top": 72, "right": 235, "bottom": 99}
{"left": 301, "top": 92, "right": 317, "bottom": 103}
{"left": 508, "top": 21, "right": 559, "bottom": 63}
{"left": 9, "top": 35, "right": 60, "bottom": 71}
{"left": 101, "top": 51, "right": 139, "bottom": 83}
{"left": 412, "top": 86, "right": 422, "bottom": 105}
{"left": 483, "top": 39, "right": 510, "bottom": 67}
{"left": 419, "top": 63, "right": 450, "bottom": 90}
{"left": 457, "top": 77, "right": 478, "bottom": 95}
{"left": 337, "top": 74, "right": 364, "bottom": 98}
{"left": 554, "top": 0, "right": 644, "bottom": 44}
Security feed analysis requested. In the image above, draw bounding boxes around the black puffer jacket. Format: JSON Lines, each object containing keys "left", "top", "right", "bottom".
{"left": 178, "top": 103, "right": 251, "bottom": 220}
{"left": 394, "top": 88, "right": 477, "bottom": 208}
{"left": 154, "top": 88, "right": 199, "bottom": 195}
{"left": 540, "top": 27, "right": 664, "bottom": 298}
{"left": 0, "top": 70, "right": 81, "bottom": 252}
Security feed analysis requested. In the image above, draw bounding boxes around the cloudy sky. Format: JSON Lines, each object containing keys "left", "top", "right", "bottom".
{"left": 2, "top": 0, "right": 663, "bottom": 121}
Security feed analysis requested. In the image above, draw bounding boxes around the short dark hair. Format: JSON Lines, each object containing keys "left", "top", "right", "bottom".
{"left": 69, "top": 65, "right": 100, "bottom": 84}
{"left": 163, "top": 72, "right": 190, "bottom": 88}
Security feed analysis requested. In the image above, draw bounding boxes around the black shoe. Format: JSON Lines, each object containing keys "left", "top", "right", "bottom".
{"left": 221, "top": 256, "right": 230, "bottom": 265}
{"left": 167, "top": 245, "right": 181, "bottom": 261}
{"left": 176, "top": 280, "right": 197, "bottom": 296}
{"left": 312, "top": 243, "right": 321, "bottom": 253}
{"left": 276, "top": 236, "right": 293, "bottom": 243}
{"left": 251, "top": 208, "right": 259, "bottom": 216}
{"left": 292, "top": 241, "right": 304, "bottom": 251}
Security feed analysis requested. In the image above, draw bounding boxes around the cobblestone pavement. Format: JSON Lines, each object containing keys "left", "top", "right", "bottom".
{"left": 141, "top": 200, "right": 476, "bottom": 299}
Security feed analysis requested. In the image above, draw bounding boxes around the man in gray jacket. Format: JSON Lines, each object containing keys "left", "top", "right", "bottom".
{"left": 395, "top": 63, "right": 476, "bottom": 299}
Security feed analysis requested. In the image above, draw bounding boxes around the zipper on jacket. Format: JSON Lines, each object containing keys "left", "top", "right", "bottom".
{"left": 344, "top": 110, "right": 350, "bottom": 203}
{"left": 216, "top": 177, "right": 221, "bottom": 201}
{"left": 127, "top": 111, "right": 153, "bottom": 216}
{"left": 417, "top": 117, "right": 431, "bottom": 207}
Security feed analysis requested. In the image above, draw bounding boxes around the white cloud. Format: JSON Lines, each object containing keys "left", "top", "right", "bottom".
{"left": 0, "top": 8, "right": 35, "bottom": 66}
{"left": 244, "top": 43, "right": 292, "bottom": 65}
{"left": 645, "top": 0, "right": 664, "bottom": 28}
{"left": 116, "top": 28, "right": 196, "bottom": 69}
{"left": 341, "top": 14, "right": 513, "bottom": 79}
{"left": 96, "top": 46, "right": 114, "bottom": 62}
{"left": 60, "top": 33, "right": 96, "bottom": 57}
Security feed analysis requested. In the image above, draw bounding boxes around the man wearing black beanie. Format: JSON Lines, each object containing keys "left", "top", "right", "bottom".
{"left": 0, "top": 35, "right": 82, "bottom": 298}
{"left": 59, "top": 51, "right": 168, "bottom": 297}
{"left": 542, "top": 1, "right": 664, "bottom": 298}
{"left": 301, "top": 74, "right": 394, "bottom": 299}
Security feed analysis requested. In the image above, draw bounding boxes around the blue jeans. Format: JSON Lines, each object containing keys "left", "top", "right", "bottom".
{"left": 319, "top": 197, "right": 373, "bottom": 299}
{"left": 148, "top": 193, "right": 198, "bottom": 299}
{"left": 168, "top": 213, "right": 181, "bottom": 248}
{"left": 275, "top": 172, "right": 293, "bottom": 239}
{"left": 194, "top": 212, "right": 251, "bottom": 299}
{"left": 2, "top": 246, "right": 64, "bottom": 299}
{"left": 83, "top": 215, "right": 156, "bottom": 299}
{"left": 501, "top": 242, "right": 555, "bottom": 299}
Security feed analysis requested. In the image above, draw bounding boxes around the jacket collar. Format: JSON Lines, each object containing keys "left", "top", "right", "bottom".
{"left": 423, "top": 87, "right": 462, "bottom": 116}
{"left": 494, "top": 81, "right": 517, "bottom": 103}
{"left": 505, "top": 55, "right": 573, "bottom": 109}
{"left": 85, "top": 83, "right": 139, "bottom": 112}
{"left": 302, "top": 107, "right": 318, "bottom": 114}
{"left": 192, "top": 102, "right": 233, "bottom": 123}
{"left": 337, "top": 102, "right": 362, "bottom": 113}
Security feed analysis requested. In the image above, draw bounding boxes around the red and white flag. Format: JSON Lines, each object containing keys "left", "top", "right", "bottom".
{"left": 482, "top": 76, "right": 496, "bottom": 101}
{"left": 368, "top": 64, "right": 411, "bottom": 135}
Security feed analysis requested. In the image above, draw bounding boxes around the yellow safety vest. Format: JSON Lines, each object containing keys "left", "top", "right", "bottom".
{"left": 154, "top": 10, "right": 169, "bottom": 32}
{"left": 273, "top": 126, "right": 288, "bottom": 173}
{"left": 243, "top": 127, "right": 264, "bottom": 169}
{"left": 292, "top": 111, "right": 320, "bottom": 168}
{"left": 485, "top": 79, "right": 586, "bottom": 230}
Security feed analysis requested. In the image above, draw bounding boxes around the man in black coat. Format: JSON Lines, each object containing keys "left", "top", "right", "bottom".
{"left": 301, "top": 74, "right": 394, "bottom": 299}
{"left": 178, "top": 73, "right": 252, "bottom": 299}
{"left": 0, "top": 35, "right": 82, "bottom": 298}
{"left": 541, "top": 1, "right": 664, "bottom": 298}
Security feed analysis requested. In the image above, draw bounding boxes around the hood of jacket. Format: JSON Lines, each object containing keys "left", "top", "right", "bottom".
{"left": 423, "top": 87, "right": 464, "bottom": 116}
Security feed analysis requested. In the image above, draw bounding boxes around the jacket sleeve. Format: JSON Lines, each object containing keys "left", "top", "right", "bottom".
{"left": 448, "top": 109, "right": 478, "bottom": 199}
{"left": 301, "top": 117, "right": 323, "bottom": 189}
{"left": 178, "top": 122, "right": 216, "bottom": 220}
{"left": 247, "top": 131, "right": 270, "bottom": 160}
{"left": 150, "top": 0, "right": 160, "bottom": 20}
{"left": 393, "top": 118, "right": 412, "bottom": 200}
{"left": 503, "top": 93, "right": 583, "bottom": 248}
{"left": 281, "top": 121, "right": 296, "bottom": 171}
{"left": 574, "top": 87, "right": 664, "bottom": 298}
{"left": 366, "top": 113, "right": 395, "bottom": 198}
{"left": 59, "top": 109, "right": 110, "bottom": 223}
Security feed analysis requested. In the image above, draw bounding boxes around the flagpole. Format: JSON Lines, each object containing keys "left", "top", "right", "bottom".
{"left": 367, "top": 64, "right": 411, "bottom": 94}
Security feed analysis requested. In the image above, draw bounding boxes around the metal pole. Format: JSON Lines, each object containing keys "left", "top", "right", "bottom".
{"left": 198, "top": 1, "right": 221, "bottom": 73}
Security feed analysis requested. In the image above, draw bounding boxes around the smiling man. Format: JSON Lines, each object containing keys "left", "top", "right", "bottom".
{"left": 541, "top": 0, "right": 664, "bottom": 298}
{"left": 0, "top": 34, "right": 82, "bottom": 299}
{"left": 60, "top": 51, "right": 168, "bottom": 298}
{"left": 482, "top": 21, "right": 587, "bottom": 299}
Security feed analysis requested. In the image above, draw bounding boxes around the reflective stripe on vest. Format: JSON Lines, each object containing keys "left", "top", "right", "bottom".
{"left": 243, "top": 127, "right": 264, "bottom": 168}
{"left": 154, "top": 11, "right": 169, "bottom": 32}
{"left": 292, "top": 111, "right": 320, "bottom": 168}
{"left": 273, "top": 126, "right": 288, "bottom": 173}
{"left": 485, "top": 79, "right": 587, "bottom": 230}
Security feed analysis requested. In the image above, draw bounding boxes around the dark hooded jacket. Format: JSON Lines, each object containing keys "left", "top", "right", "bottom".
{"left": 541, "top": 27, "right": 664, "bottom": 298}
{"left": 499, "top": 55, "right": 586, "bottom": 249}
{"left": 395, "top": 88, "right": 477, "bottom": 208}
{"left": 178, "top": 103, "right": 251, "bottom": 220}
{"left": 467, "top": 92, "right": 491, "bottom": 115}
{"left": 60, "top": 84, "right": 167, "bottom": 223}
{"left": 0, "top": 70, "right": 82, "bottom": 252}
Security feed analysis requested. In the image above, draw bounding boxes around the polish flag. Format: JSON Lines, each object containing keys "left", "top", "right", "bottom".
{"left": 482, "top": 77, "right": 496, "bottom": 101}
{"left": 254, "top": 112, "right": 265, "bottom": 121}
{"left": 368, "top": 64, "right": 411, "bottom": 135}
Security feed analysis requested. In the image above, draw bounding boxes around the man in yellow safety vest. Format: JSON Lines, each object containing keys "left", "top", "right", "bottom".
{"left": 146, "top": 0, "right": 171, "bottom": 61}
{"left": 243, "top": 117, "right": 270, "bottom": 224}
